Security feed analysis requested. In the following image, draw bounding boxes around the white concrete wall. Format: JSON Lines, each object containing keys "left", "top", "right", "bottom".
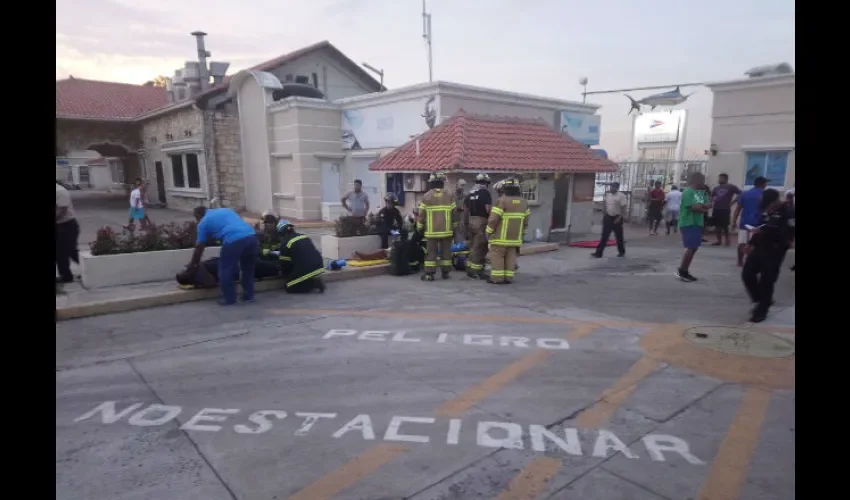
{"left": 706, "top": 76, "right": 795, "bottom": 190}
{"left": 267, "top": 48, "right": 377, "bottom": 100}
{"left": 237, "top": 78, "right": 274, "bottom": 214}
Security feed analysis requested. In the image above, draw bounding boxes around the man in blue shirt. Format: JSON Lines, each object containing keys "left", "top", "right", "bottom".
{"left": 188, "top": 207, "right": 259, "bottom": 305}
{"left": 733, "top": 176, "right": 767, "bottom": 267}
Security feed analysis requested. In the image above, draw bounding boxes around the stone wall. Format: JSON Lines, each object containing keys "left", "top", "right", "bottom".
{"left": 139, "top": 107, "right": 204, "bottom": 211}
{"left": 56, "top": 120, "right": 140, "bottom": 154}
{"left": 211, "top": 112, "right": 245, "bottom": 210}
{"left": 56, "top": 120, "right": 142, "bottom": 180}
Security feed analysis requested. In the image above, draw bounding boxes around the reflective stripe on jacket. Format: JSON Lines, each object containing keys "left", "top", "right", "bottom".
{"left": 418, "top": 189, "right": 456, "bottom": 239}
{"left": 486, "top": 196, "right": 530, "bottom": 246}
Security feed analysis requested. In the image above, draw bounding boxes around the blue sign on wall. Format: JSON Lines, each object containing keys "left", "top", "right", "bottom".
{"left": 559, "top": 112, "right": 601, "bottom": 146}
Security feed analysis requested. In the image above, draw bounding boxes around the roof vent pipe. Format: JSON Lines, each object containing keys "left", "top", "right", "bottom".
{"left": 191, "top": 31, "right": 211, "bottom": 90}
{"left": 415, "top": 139, "right": 420, "bottom": 156}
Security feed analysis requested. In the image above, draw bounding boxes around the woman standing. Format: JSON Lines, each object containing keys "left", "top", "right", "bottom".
{"left": 740, "top": 188, "right": 795, "bottom": 323}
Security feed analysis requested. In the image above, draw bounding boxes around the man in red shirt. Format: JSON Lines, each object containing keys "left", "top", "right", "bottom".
{"left": 647, "top": 181, "right": 666, "bottom": 236}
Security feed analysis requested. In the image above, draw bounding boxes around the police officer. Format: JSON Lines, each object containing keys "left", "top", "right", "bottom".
{"left": 486, "top": 178, "right": 530, "bottom": 284}
{"left": 274, "top": 220, "right": 326, "bottom": 293}
{"left": 740, "top": 188, "right": 794, "bottom": 323}
{"left": 418, "top": 172, "right": 456, "bottom": 281}
{"left": 465, "top": 173, "right": 492, "bottom": 279}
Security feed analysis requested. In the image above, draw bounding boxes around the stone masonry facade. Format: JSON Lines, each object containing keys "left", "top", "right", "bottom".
{"left": 139, "top": 107, "right": 204, "bottom": 211}
{"left": 211, "top": 112, "right": 245, "bottom": 211}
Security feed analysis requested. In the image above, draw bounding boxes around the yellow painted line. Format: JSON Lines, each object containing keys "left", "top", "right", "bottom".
{"left": 497, "top": 457, "right": 562, "bottom": 500}
{"left": 287, "top": 320, "right": 596, "bottom": 498}
{"left": 435, "top": 350, "right": 552, "bottom": 417}
{"left": 568, "top": 323, "right": 600, "bottom": 341}
{"left": 697, "top": 388, "right": 772, "bottom": 500}
{"left": 287, "top": 443, "right": 409, "bottom": 500}
{"left": 575, "top": 355, "right": 661, "bottom": 428}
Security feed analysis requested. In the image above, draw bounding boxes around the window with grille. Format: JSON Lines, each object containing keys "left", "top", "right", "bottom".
{"left": 520, "top": 175, "right": 539, "bottom": 202}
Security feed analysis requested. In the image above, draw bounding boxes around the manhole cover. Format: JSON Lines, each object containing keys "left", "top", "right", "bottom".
{"left": 683, "top": 326, "right": 795, "bottom": 358}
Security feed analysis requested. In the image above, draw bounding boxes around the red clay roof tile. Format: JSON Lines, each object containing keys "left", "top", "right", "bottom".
{"left": 56, "top": 77, "right": 168, "bottom": 120}
{"left": 369, "top": 111, "right": 617, "bottom": 174}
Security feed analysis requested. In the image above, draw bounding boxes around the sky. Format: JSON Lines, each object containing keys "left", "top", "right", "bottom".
{"left": 56, "top": 0, "right": 795, "bottom": 160}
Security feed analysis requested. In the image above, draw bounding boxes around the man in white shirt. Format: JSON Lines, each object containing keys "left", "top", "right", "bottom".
{"left": 56, "top": 181, "right": 80, "bottom": 283}
{"left": 128, "top": 177, "right": 147, "bottom": 228}
{"left": 664, "top": 185, "right": 683, "bottom": 235}
{"left": 592, "top": 182, "right": 628, "bottom": 258}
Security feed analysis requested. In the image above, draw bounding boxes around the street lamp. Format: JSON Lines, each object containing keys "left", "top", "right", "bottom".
{"left": 579, "top": 77, "right": 588, "bottom": 103}
{"left": 362, "top": 62, "right": 385, "bottom": 91}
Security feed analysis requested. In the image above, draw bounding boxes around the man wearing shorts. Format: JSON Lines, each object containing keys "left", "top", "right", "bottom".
{"left": 733, "top": 176, "right": 767, "bottom": 267}
{"left": 128, "top": 178, "right": 146, "bottom": 228}
{"left": 710, "top": 173, "right": 740, "bottom": 246}
{"left": 676, "top": 172, "right": 712, "bottom": 282}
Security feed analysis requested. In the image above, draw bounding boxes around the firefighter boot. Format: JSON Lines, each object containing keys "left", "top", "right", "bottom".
{"left": 442, "top": 269, "right": 451, "bottom": 280}
{"left": 466, "top": 270, "right": 480, "bottom": 279}
{"left": 421, "top": 273, "right": 435, "bottom": 282}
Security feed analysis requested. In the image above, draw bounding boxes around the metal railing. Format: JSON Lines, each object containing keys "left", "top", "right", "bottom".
{"left": 595, "top": 160, "right": 707, "bottom": 223}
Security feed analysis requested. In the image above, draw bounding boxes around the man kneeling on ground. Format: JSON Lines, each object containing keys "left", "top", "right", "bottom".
{"left": 273, "top": 220, "right": 325, "bottom": 294}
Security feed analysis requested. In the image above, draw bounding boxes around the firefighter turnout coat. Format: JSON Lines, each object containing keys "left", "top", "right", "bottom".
{"left": 487, "top": 195, "right": 530, "bottom": 246}
{"left": 278, "top": 232, "right": 325, "bottom": 289}
{"left": 418, "top": 188, "right": 456, "bottom": 239}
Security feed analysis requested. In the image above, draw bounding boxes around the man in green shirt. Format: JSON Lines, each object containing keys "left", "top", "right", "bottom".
{"left": 676, "top": 172, "right": 713, "bottom": 282}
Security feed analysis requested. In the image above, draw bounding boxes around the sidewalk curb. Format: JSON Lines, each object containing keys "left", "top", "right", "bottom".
{"left": 56, "top": 264, "right": 389, "bottom": 321}
{"left": 56, "top": 243, "right": 559, "bottom": 321}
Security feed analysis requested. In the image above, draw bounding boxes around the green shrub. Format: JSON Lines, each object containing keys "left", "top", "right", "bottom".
{"left": 334, "top": 214, "right": 380, "bottom": 237}
{"left": 89, "top": 222, "right": 220, "bottom": 256}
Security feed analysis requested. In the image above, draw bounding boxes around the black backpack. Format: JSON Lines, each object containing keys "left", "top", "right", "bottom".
{"left": 389, "top": 240, "right": 411, "bottom": 276}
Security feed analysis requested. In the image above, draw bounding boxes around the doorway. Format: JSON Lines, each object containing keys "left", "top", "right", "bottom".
{"left": 154, "top": 161, "right": 167, "bottom": 204}
{"left": 551, "top": 174, "right": 571, "bottom": 230}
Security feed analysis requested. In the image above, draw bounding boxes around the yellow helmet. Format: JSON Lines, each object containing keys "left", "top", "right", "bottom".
{"left": 428, "top": 172, "right": 447, "bottom": 183}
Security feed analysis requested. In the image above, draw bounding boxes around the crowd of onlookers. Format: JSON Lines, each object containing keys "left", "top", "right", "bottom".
{"left": 596, "top": 172, "right": 795, "bottom": 322}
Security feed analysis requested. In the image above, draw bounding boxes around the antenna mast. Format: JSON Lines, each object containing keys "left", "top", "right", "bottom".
{"left": 422, "top": 0, "right": 433, "bottom": 82}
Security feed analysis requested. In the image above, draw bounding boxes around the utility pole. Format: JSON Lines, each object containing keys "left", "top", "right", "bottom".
{"left": 422, "top": 0, "right": 433, "bottom": 82}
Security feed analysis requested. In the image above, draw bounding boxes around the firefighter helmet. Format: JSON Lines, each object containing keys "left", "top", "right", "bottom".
{"left": 475, "top": 173, "right": 491, "bottom": 183}
{"left": 276, "top": 219, "right": 294, "bottom": 233}
{"left": 428, "top": 172, "right": 447, "bottom": 183}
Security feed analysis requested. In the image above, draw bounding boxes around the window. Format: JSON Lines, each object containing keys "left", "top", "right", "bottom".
{"left": 520, "top": 175, "right": 539, "bottom": 202}
{"left": 109, "top": 159, "right": 125, "bottom": 184}
{"left": 745, "top": 151, "right": 789, "bottom": 187}
{"left": 169, "top": 153, "right": 202, "bottom": 189}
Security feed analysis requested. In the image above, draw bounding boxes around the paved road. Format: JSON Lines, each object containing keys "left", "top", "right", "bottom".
{"left": 56, "top": 234, "right": 795, "bottom": 500}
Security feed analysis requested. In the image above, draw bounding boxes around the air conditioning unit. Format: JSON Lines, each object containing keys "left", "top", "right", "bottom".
{"left": 403, "top": 173, "right": 428, "bottom": 192}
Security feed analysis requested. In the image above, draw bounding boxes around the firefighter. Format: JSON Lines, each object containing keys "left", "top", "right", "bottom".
{"left": 465, "top": 173, "right": 492, "bottom": 279}
{"left": 274, "top": 220, "right": 325, "bottom": 293}
{"left": 259, "top": 211, "right": 282, "bottom": 259}
{"left": 486, "top": 178, "right": 530, "bottom": 284}
{"left": 418, "top": 172, "right": 456, "bottom": 281}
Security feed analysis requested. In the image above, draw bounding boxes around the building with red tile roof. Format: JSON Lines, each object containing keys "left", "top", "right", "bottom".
{"left": 369, "top": 111, "right": 617, "bottom": 174}
{"left": 56, "top": 77, "right": 169, "bottom": 121}
{"left": 55, "top": 40, "right": 381, "bottom": 206}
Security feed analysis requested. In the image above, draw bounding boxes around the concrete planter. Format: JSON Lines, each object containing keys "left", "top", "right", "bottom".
{"left": 321, "top": 234, "right": 382, "bottom": 260}
{"left": 82, "top": 247, "right": 221, "bottom": 289}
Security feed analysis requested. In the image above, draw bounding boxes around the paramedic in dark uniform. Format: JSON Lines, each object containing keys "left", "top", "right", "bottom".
{"left": 274, "top": 220, "right": 326, "bottom": 294}
{"left": 377, "top": 193, "right": 404, "bottom": 249}
{"left": 464, "top": 173, "right": 492, "bottom": 278}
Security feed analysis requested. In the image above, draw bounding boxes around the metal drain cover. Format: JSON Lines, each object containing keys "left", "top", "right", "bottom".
{"left": 683, "top": 326, "right": 795, "bottom": 358}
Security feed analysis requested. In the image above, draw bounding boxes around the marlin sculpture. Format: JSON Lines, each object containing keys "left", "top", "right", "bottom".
{"left": 625, "top": 86, "right": 694, "bottom": 115}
